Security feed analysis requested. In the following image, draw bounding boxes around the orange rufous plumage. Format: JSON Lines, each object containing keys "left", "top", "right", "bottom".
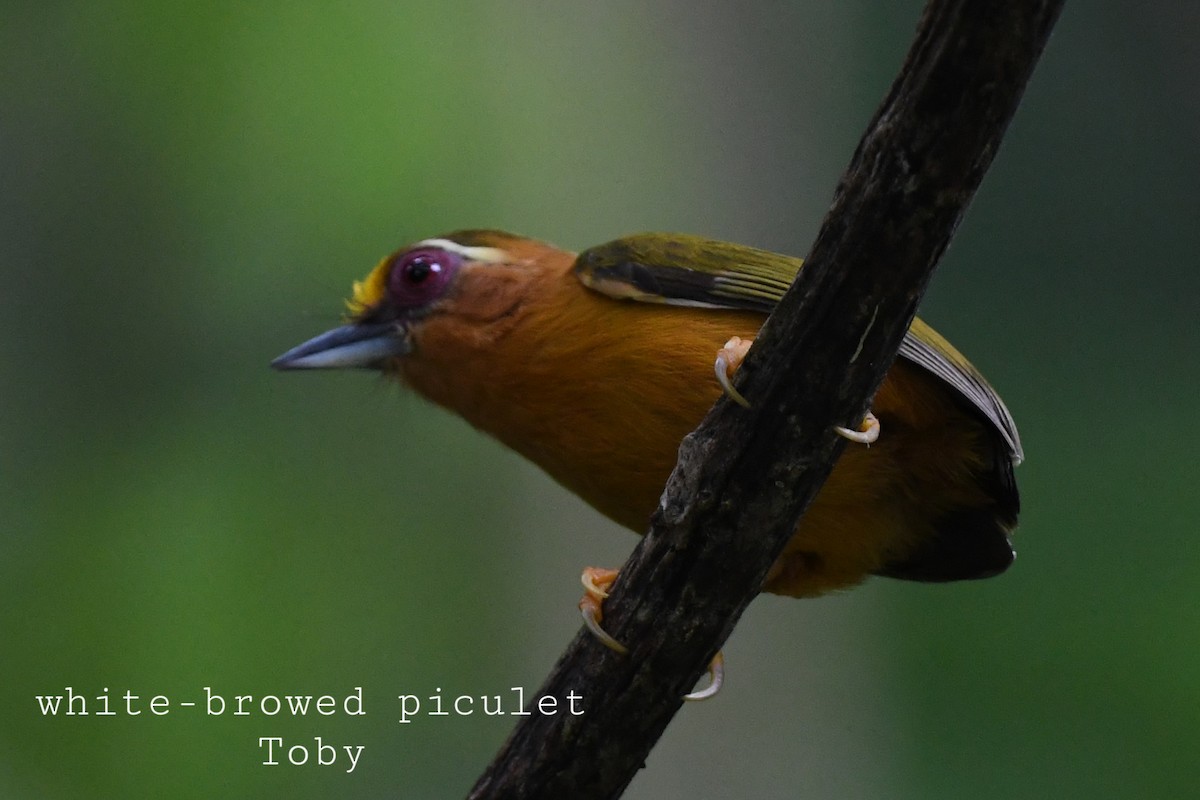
{"left": 275, "top": 230, "right": 1021, "bottom": 599}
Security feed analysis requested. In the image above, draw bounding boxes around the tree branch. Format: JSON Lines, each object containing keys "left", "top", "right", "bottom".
{"left": 468, "top": 1, "right": 1063, "bottom": 798}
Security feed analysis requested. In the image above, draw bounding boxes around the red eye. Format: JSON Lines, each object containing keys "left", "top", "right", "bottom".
{"left": 387, "top": 248, "right": 460, "bottom": 308}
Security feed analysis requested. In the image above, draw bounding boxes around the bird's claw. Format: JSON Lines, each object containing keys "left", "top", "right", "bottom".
{"left": 579, "top": 567, "right": 628, "bottom": 654}
{"left": 684, "top": 651, "right": 725, "bottom": 702}
{"left": 715, "top": 336, "right": 752, "bottom": 408}
{"left": 835, "top": 410, "right": 880, "bottom": 444}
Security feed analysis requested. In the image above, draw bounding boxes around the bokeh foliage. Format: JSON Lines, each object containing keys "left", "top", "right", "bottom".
{"left": 3, "top": 2, "right": 1198, "bottom": 798}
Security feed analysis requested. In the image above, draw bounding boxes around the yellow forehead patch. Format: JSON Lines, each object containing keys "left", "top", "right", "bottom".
{"left": 346, "top": 256, "right": 393, "bottom": 317}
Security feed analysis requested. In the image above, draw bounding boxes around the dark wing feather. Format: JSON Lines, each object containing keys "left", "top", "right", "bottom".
{"left": 900, "top": 320, "right": 1023, "bottom": 464}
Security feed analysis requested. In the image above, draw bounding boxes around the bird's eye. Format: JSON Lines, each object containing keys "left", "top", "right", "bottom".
{"left": 387, "top": 248, "right": 460, "bottom": 308}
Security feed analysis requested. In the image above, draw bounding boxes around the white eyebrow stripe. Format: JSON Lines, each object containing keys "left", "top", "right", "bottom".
{"left": 415, "top": 238, "right": 509, "bottom": 264}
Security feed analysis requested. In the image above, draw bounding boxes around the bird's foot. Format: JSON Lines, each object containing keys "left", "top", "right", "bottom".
{"left": 714, "top": 336, "right": 753, "bottom": 408}
{"left": 579, "top": 567, "right": 726, "bottom": 701}
{"left": 580, "top": 567, "right": 628, "bottom": 654}
{"left": 834, "top": 410, "right": 880, "bottom": 444}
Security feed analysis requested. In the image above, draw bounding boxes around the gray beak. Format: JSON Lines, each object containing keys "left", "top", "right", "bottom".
{"left": 271, "top": 322, "right": 411, "bottom": 370}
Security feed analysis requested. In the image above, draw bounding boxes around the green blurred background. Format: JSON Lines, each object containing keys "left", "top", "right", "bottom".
{"left": 3, "top": 2, "right": 1197, "bottom": 798}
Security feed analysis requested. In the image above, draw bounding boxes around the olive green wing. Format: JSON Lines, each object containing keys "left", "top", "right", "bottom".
{"left": 574, "top": 233, "right": 1023, "bottom": 464}
{"left": 574, "top": 233, "right": 794, "bottom": 313}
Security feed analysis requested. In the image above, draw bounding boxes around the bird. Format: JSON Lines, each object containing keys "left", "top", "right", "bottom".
{"left": 273, "top": 230, "right": 1023, "bottom": 695}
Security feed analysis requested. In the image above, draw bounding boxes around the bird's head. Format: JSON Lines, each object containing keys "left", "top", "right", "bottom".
{"left": 271, "top": 230, "right": 553, "bottom": 371}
